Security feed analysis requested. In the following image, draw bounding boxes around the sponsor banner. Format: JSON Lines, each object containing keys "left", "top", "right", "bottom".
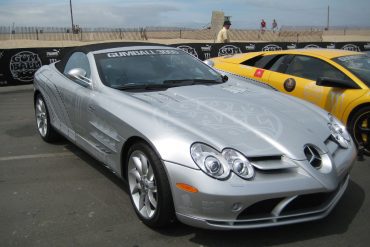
{"left": 335, "top": 42, "right": 363, "bottom": 52}
{"left": 1, "top": 42, "right": 369, "bottom": 87}
{"left": 172, "top": 42, "right": 291, "bottom": 60}
{"left": 295, "top": 42, "right": 337, "bottom": 49}
{"left": 174, "top": 43, "right": 213, "bottom": 60}
{"left": 0, "top": 47, "right": 72, "bottom": 86}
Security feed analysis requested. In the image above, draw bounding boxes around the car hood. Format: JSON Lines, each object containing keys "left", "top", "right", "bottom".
{"left": 128, "top": 79, "right": 332, "bottom": 160}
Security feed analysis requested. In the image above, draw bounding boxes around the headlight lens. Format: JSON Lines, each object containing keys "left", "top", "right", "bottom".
{"left": 328, "top": 114, "right": 351, "bottom": 148}
{"left": 223, "top": 149, "right": 255, "bottom": 179}
{"left": 204, "top": 156, "right": 224, "bottom": 175}
{"left": 190, "top": 143, "right": 254, "bottom": 180}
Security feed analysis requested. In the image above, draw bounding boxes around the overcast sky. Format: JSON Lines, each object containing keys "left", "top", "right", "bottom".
{"left": 0, "top": 0, "right": 369, "bottom": 29}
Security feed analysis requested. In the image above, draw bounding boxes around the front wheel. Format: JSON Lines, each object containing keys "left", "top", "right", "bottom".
{"left": 34, "top": 94, "right": 60, "bottom": 142}
{"left": 348, "top": 106, "right": 370, "bottom": 156}
{"left": 126, "top": 142, "right": 175, "bottom": 228}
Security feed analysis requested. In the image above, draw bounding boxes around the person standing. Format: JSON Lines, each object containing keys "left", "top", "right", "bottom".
{"left": 216, "top": 20, "right": 231, "bottom": 43}
{"left": 260, "top": 19, "right": 266, "bottom": 33}
{"left": 272, "top": 19, "right": 278, "bottom": 32}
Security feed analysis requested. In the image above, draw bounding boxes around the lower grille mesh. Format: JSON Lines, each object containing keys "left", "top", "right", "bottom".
{"left": 281, "top": 191, "right": 336, "bottom": 215}
{"left": 237, "top": 186, "right": 340, "bottom": 220}
{"left": 237, "top": 198, "right": 284, "bottom": 220}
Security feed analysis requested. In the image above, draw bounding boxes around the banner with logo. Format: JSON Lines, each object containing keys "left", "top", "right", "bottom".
{"left": 172, "top": 42, "right": 370, "bottom": 61}
{"left": 0, "top": 47, "right": 72, "bottom": 86}
{"left": 1, "top": 42, "right": 369, "bottom": 87}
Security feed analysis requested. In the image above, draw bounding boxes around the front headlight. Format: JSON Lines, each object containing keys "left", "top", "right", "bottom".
{"left": 222, "top": 149, "right": 255, "bottom": 179}
{"left": 190, "top": 143, "right": 254, "bottom": 180}
{"left": 328, "top": 114, "right": 351, "bottom": 149}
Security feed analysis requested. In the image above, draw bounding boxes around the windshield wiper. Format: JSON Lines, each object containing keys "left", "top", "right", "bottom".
{"left": 111, "top": 83, "right": 169, "bottom": 91}
{"left": 111, "top": 78, "right": 226, "bottom": 91}
{"left": 163, "top": 79, "right": 223, "bottom": 85}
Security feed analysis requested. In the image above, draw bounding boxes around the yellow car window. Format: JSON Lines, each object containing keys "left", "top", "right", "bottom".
{"left": 286, "top": 55, "right": 350, "bottom": 82}
{"left": 334, "top": 55, "right": 370, "bottom": 87}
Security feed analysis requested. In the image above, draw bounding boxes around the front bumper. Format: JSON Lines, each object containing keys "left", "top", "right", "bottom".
{"left": 175, "top": 175, "right": 349, "bottom": 230}
{"left": 163, "top": 144, "right": 355, "bottom": 230}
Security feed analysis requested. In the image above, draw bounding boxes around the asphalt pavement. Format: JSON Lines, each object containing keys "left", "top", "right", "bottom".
{"left": 0, "top": 85, "right": 369, "bottom": 247}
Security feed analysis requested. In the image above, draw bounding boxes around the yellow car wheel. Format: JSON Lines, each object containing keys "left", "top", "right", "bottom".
{"left": 349, "top": 106, "right": 370, "bottom": 156}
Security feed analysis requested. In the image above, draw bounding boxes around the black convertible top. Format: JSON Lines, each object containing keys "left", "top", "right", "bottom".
{"left": 56, "top": 42, "right": 169, "bottom": 72}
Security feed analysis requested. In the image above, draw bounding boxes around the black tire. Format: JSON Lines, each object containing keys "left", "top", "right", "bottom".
{"left": 126, "top": 142, "right": 175, "bottom": 228}
{"left": 34, "top": 94, "right": 60, "bottom": 142}
{"left": 348, "top": 106, "right": 370, "bottom": 156}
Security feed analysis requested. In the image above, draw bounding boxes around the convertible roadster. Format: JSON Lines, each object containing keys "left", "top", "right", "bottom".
{"left": 34, "top": 42, "right": 356, "bottom": 230}
{"left": 207, "top": 49, "right": 370, "bottom": 155}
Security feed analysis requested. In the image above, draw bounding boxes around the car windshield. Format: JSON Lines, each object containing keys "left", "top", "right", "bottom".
{"left": 94, "top": 48, "right": 223, "bottom": 90}
{"left": 333, "top": 54, "right": 370, "bottom": 87}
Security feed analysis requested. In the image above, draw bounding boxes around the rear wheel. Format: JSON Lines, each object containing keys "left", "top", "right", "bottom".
{"left": 126, "top": 142, "right": 175, "bottom": 228}
{"left": 34, "top": 94, "right": 60, "bottom": 142}
{"left": 348, "top": 106, "right": 370, "bottom": 156}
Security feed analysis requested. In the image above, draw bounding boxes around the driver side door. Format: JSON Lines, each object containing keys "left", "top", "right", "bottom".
{"left": 52, "top": 52, "right": 93, "bottom": 141}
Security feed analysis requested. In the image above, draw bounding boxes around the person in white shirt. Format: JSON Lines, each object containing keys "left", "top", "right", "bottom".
{"left": 216, "top": 20, "right": 231, "bottom": 43}
{"left": 272, "top": 19, "right": 278, "bottom": 32}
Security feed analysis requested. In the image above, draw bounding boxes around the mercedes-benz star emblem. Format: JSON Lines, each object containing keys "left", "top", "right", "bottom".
{"left": 304, "top": 145, "right": 322, "bottom": 169}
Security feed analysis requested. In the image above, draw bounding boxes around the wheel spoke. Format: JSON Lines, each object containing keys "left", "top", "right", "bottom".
{"left": 139, "top": 153, "right": 149, "bottom": 176}
{"left": 129, "top": 168, "right": 141, "bottom": 181}
{"left": 145, "top": 194, "right": 152, "bottom": 216}
{"left": 40, "top": 100, "right": 45, "bottom": 112}
{"left": 147, "top": 180, "right": 156, "bottom": 190}
{"left": 148, "top": 190, "right": 157, "bottom": 208}
{"left": 132, "top": 156, "right": 143, "bottom": 175}
{"left": 359, "top": 127, "right": 370, "bottom": 133}
{"left": 147, "top": 165, "right": 154, "bottom": 181}
{"left": 138, "top": 193, "right": 145, "bottom": 211}
{"left": 37, "top": 101, "right": 42, "bottom": 112}
{"left": 131, "top": 183, "right": 141, "bottom": 194}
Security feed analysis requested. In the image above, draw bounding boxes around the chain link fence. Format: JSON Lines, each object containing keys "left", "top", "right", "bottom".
{"left": 0, "top": 26, "right": 325, "bottom": 42}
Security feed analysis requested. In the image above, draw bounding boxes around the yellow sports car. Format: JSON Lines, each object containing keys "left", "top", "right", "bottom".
{"left": 208, "top": 49, "right": 370, "bottom": 155}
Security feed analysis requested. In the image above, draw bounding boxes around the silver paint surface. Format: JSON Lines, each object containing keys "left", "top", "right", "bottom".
{"left": 33, "top": 45, "right": 357, "bottom": 230}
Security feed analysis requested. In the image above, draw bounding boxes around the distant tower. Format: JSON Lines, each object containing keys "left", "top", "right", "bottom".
{"left": 211, "top": 11, "right": 225, "bottom": 31}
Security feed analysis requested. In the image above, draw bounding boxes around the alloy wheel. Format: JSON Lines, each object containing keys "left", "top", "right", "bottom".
{"left": 353, "top": 112, "right": 370, "bottom": 155}
{"left": 35, "top": 97, "right": 48, "bottom": 137}
{"left": 128, "top": 150, "right": 158, "bottom": 219}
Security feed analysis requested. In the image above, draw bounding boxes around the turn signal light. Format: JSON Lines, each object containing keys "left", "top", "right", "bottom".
{"left": 176, "top": 183, "right": 199, "bottom": 193}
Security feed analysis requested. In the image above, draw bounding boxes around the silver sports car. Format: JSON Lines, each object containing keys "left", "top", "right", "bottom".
{"left": 33, "top": 42, "right": 357, "bottom": 230}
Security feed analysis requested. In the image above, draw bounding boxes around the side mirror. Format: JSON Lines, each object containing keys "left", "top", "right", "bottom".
{"left": 316, "top": 77, "right": 360, "bottom": 89}
{"left": 203, "top": 60, "right": 214, "bottom": 67}
{"left": 67, "top": 68, "right": 92, "bottom": 87}
{"left": 203, "top": 59, "right": 228, "bottom": 82}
